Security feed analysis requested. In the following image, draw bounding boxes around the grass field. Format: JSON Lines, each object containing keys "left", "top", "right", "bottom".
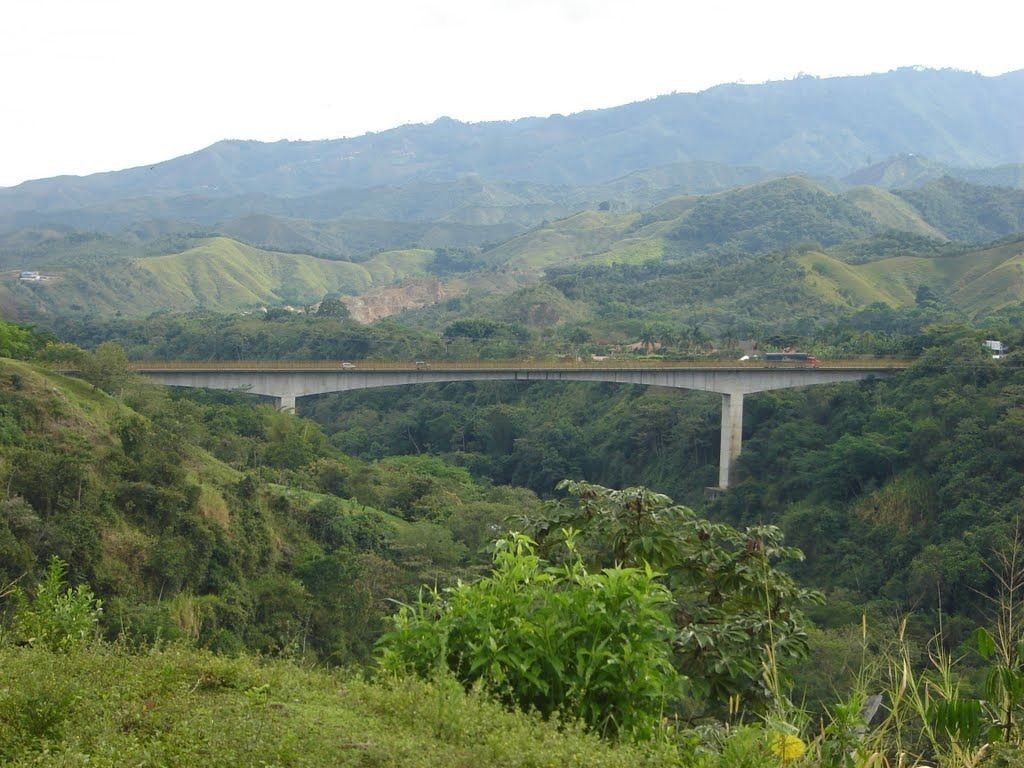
{"left": 0, "top": 644, "right": 678, "bottom": 767}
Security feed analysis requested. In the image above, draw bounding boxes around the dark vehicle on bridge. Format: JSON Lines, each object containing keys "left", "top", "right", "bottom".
{"left": 764, "top": 352, "right": 820, "bottom": 367}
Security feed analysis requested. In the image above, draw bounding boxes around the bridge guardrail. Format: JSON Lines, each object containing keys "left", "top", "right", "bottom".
{"left": 128, "top": 358, "right": 912, "bottom": 372}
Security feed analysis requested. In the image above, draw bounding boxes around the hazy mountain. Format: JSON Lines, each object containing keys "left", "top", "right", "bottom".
{"left": 844, "top": 154, "right": 1024, "bottom": 189}
{"left": 843, "top": 155, "right": 951, "bottom": 188}
{"left": 0, "top": 163, "right": 780, "bottom": 237}
{"left": 2, "top": 68, "right": 1021, "bottom": 222}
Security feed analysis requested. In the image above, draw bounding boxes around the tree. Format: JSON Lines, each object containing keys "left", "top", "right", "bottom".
{"left": 317, "top": 296, "right": 350, "bottom": 320}
{"left": 638, "top": 324, "right": 658, "bottom": 354}
{"left": 0, "top": 321, "right": 35, "bottom": 359}
{"left": 78, "top": 342, "right": 131, "bottom": 395}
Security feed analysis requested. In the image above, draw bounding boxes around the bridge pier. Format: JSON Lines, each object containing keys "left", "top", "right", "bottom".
{"left": 276, "top": 394, "right": 297, "bottom": 413}
{"left": 718, "top": 391, "right": 744, "bottom": 490}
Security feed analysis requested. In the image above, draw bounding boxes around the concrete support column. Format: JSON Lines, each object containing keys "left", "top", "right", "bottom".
{"left": 718, "top": 391, "right": 744, "bottom": 489}
{"left": 276, "top": 394, "right": 297, "bottom": 413}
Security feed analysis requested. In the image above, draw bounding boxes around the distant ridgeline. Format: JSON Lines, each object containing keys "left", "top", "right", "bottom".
{"left": 0, "top": 68, "right": 1020, "bottom": 334}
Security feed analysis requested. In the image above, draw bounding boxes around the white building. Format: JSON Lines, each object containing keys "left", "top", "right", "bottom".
{"left": 984, "top": 340, "right": 1006, "bottom": 358}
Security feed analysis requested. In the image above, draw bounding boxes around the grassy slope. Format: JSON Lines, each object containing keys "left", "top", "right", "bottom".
{"left": 841, "top": 186, "right": 948, "bottom": 240}
{"left": 0, "top": 645, "right": 675, "bottom": 767}
{"left": 138, "top": 237, "right": 432, "bottom": 306}
{"left": 481, "top": 211, "right": 644, "bottom": 270}
{"left": 0, "top": 357, "right": 239, "bottom": 495}
{"left": 948, "top": 246, "right": 1024, "bottom": 315}
{"left": 797, "top": 251, "right": 907, "bottom": 307}
{"left": 0, "top": 237, "right": 433, "bottom": 317}
{"left": 797, "top": 238, "right": 1024, "bottom": 314}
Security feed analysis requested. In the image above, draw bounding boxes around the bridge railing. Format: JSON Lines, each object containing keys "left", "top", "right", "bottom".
{"left": 129, "top": 357, "right": 911, "bottom": 372}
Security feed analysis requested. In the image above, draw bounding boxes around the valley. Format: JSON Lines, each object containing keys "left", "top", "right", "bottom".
{"left": 2, "top": 65, "right": 1024, "bottom": 766}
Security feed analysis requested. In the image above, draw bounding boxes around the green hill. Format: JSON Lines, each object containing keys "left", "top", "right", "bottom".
{"left": 474, "top": 177, "right": 951, "bottom": 277}
{"left": 667, "top": 176, "right": 880, "bottom": 253}
{"left": 796, "top": 238, "right": 1024, "bottom": 316}
{"left": 138, "top": 237, "right": 434, "bottom": 307}
{"left": 214, "top": 214, "right": 522, "bottom": 260}
{"left": 480, "top": 210, "right": 649, "bottom": 270}
{"left": 895, "top": 178, "right": 1024, "bottom": 241}
{"left": 797, "top": 251, "right": 908, "bottom": 307}
{"left": 841, "top": 186, "right": 948, "bottom": 240}
{"left": 0, "top": 352, "right": 543, "bottom": 661}
{"left": 0, "top": 237, "right": 433, "bottom": 317}
{"left": 4, "top": 174, "right": 1021, "bottom": 323}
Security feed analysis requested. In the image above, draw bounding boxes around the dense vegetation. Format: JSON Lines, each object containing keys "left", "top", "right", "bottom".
{"left": 0, "top": 328, "right": 541, "bottom": 665}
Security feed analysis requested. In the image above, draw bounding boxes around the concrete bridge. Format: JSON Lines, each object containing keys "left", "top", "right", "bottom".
{"left": 132, "top": 360, "right": 906, "bottom": 490}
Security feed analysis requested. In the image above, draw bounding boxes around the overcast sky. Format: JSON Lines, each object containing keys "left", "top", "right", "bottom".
{"left": 1, "top": 0, "right": 1020, "bottom": 187}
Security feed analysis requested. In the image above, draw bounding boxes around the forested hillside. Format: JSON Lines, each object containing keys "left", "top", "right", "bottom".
{"left": 0, "top": 332, "right": 540, "bottom": 664}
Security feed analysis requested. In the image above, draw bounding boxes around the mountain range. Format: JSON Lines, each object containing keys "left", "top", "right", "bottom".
{"left": 3, "top": 68, "right": 1022, "bottom": 213}
{"left": 1, "top": 67, "right": 1023, "bottom": 329}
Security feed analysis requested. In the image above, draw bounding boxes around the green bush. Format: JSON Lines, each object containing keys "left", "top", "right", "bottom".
{"left": 378, "top": 532, "right": 680, "bottom": 740}
{"left": 10, "top": 556, "right": 102, "bottom": 652}
{"left": 525, "top": 480, "right": 820, "bottom": 711}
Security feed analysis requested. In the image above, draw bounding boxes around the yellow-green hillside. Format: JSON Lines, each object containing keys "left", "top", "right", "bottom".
{"left": 798, "top": 239, "right": 1024, "bottom": 315}
{"left": 948, "top": 245, "right": 1024, "bottom": 315}
{"left": 138, "top": 237, "right": 431, "bottom": 309}
{"left": 797, "top": 251, "right": 908, "bottom": 307}
{"left": 1, "top": 237, "right": 433, "bottom": 317}
{"left": 843, "top": 186, "right": 949, "bottom": 240}
{"left": 483, "top": 211, "right": 644, "bottom": 270}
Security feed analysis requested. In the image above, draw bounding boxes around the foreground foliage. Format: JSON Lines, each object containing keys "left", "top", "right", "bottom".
{"left": 525, "top": 481, "right": 820, "bottom": 711}
{"left": 9, "top": 556, "right": 102, "bottom": 652}
{"left": 0, "top": 644, "right": 678, "bottom": 767}
{"left": 379, "top": 532, "right": 680, "bottom": 739}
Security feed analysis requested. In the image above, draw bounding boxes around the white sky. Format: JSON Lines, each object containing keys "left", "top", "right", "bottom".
{"left": 1, "top": 0, "right": 1021, "bottom": 188}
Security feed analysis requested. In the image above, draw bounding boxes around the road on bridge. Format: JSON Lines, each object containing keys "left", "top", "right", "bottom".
{"left": 130, "top": 358, "right": 910, "bottom": 372}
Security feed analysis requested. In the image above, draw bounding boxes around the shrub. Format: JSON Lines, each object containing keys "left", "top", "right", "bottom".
{"left": 378, "top": 532, "right": 680, "bottom": 740}
{"left": 9, "top": 556, "right": 102, "bottom": 652}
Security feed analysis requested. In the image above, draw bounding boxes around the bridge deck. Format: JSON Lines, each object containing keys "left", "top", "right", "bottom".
{"left": 130, "top": 359, "right": 910, "bottom": 373}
